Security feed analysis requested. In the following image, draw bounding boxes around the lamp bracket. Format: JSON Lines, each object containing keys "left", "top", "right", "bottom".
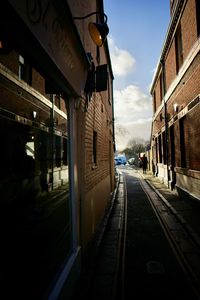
{"left": 73, "top": 12, "right": 109, "bottom": 47}
{"left": 73, "top": 12, "right": 108, "bottom": 23}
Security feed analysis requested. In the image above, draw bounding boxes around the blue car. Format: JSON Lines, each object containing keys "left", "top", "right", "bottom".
{"left": 114, "top": 155, "right": 127, "bottom": 165}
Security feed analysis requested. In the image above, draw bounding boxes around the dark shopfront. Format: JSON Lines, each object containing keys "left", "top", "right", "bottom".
{"left": 0, "top": 1, "right": 89, "bottom": 299}
{"left": 0, "top": 90, "right": 70, "bottom": 299}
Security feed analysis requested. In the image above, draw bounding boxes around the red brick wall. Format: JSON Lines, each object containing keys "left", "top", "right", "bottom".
{"left": 70, "top": 1, "right": 114, "bottom": 196}
{"left": 181, "top": 0, "right": 198, "bottom": 60}
{"left": 187, "top": 105, "right": 200, "bottom": 170}
{"left": 0, "top": 50, "right": 19, "bottom": 75}
{"left": 32, "top": 68, "right": 46, "bottom": 97}
{"left": 155, "top": 75, "right": 162, "bottom": 107}
{"left": 165, "top": 0, "right": 198, "bottom": 92}
{"left": 173, "top": 107, "right": 200, "bottom": 171}
{"left": 167, "top": 54, "right": 200, "bottom": 115}
{"left": 165, "top": 39, "right": 177, "bottom": 91}
{"left": 167, "top": 55, "right": 200, "bottom": 171}
{"left": 151, "top": 0, "right": 200, "bottom": 198}
{"left": 84, "top": 93, "right": 112, "bottom": 192}
{"left": 174, "top": 120, "right": 181, "bottom": 167}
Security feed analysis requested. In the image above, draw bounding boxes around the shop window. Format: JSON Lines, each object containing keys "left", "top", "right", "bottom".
{"left": 0, "top": 114, "right": 71, "bottom": 299}
{"left": 19, "top": 55, "right": 32, "bottom": 85}
{"left": 175, "top": 23, "right": 183, "bottom": 73}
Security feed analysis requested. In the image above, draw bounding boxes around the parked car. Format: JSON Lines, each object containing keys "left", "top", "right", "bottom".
{"left": 127, "top": 157, "right": 135, "bottom": 165}
{"left": 114, "top": 155, "right": 127, "bottom": 165}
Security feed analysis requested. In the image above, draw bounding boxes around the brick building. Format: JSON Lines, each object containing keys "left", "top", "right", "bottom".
{"left": 0, "top": 0, "right": 114, "bottom": 299}
{"left": 150, "top": 0, "right": 200, "bottom": 200}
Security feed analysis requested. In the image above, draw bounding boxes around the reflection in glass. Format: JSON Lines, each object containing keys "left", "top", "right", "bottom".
{"left": 0, "top": 111, "right": 71, "bottom": 299}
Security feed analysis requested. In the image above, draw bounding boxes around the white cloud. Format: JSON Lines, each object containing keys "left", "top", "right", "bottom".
{"left": 115, "top": 119, "right": 152, "bottom": 151}
{"left": 108, "top": 36, "right": 135, "bottom": 76}
{"left": 107, "top": 37, "right": 153, "bottom": 150}
{"left": 114, "top": 84, "right": 152, "bottom": 124}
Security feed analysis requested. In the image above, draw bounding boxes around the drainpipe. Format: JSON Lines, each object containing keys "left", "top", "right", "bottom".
{"left": 160, "top": 59, "right": 169, "bottom": 187}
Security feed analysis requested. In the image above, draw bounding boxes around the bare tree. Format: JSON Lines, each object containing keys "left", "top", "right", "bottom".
{"left": 122, "top": 137, "right": 149, "bottom": 158}
{"left": 127, "top": 137, "right": 146, "bottom": 148}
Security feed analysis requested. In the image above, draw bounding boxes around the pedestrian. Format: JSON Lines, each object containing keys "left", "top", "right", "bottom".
{"left": 142, "top": 154, "right": 148, "bottom": 174}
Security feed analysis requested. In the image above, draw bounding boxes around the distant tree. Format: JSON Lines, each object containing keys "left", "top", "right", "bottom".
{"left": 122, "top": 137, "right": 149, "bottom": 158}
{"left": 127, "top": 137, "right": 145, "bottom": 148}
{"left": 134, "top": 143, "right": 146, "bottom": 155}
{"left": 122, "top": 147, "right": 133, "bottom": 158}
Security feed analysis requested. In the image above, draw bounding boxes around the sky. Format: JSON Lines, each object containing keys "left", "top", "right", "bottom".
{"left": 104, "top": 0, "right": 170, "bottom": 151}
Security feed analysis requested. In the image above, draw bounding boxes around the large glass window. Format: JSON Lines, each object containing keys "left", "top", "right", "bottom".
{"left": 0, "top": 105, "right": 71, "bottom": 299}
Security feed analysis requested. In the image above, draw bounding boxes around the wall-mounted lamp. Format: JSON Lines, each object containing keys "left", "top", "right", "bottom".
{"left": 173, "top": 103, "right": 178, "bottom": 113}
{"left": 32, "top": 111, "right": 37, "bottom": 119}
{"left": 73, "top": 12, "right": 109, "bottom": 47}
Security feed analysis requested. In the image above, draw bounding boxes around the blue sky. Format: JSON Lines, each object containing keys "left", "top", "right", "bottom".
{"left": 104, "top": 0, "right": 170, "bottom": 150}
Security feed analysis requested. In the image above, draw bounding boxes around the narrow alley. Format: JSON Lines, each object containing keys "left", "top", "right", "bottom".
{"left": 72, "top": 166, "right": 200, "bottom": 300}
